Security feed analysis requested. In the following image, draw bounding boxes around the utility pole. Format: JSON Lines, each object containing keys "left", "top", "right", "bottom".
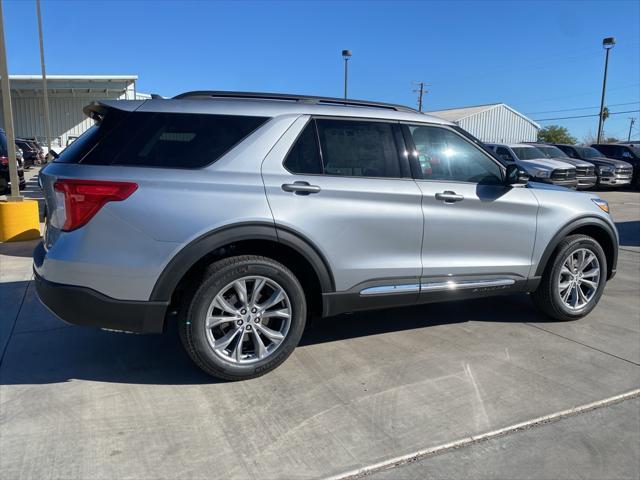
{"left": 597, "top": 37, "right": 615, "bottom": 143}
{"left": 628, "top": 118, "right": 636, "bottom": 142}
{"left": 36, "top": 0, "right": 52, "bottom": 159}
{"left": 0, "top": 0, "right": 21, "bottom": 201}
{"left": 412, "top": 81, "right": 430, "bottom": 112}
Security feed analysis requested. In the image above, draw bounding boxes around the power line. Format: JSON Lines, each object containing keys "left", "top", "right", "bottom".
{"left": 534, "top": 109, "right": 640, "bottom": 122}
{"left": 525, "top": 101, "right": 640, "bottom": 115}
{"left": 514, "top": 82, "right": 640, "bottom": 106}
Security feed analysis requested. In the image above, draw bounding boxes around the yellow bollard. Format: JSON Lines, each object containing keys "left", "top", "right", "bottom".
{"left": 0, "top": 200, "right": 41, "bottom": 242}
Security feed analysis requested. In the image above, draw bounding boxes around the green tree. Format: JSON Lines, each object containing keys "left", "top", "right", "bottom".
{"left": 538, "top": 125, "right": 577, "bottom": 144}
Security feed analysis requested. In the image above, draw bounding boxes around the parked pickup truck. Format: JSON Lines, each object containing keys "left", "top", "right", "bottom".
{"left": 526, "top": 143, "right": 597, "bottom": 190}
{"left": 486, "top": 143, "right": 578, "bottom": 188}
{"left": 554, "top": 144, "right": 633, "bottom": 188}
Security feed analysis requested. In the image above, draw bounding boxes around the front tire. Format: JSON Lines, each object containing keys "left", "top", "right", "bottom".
{"left": 532, "top": 234, "right": 607, "bottom": 321}
{"left": 180, "top": 255, "right": 307, "bottom": 380}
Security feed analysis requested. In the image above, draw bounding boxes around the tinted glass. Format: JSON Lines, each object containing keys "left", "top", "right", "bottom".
{"left": 283, "top": 121, "right": 322, "bottom": 174}
{"left": 511, "top": 146, "right": 546, "bottom": 160}
{"left": 57, "top": 110, "right": 268, "bottom": 168}
{"left": 0, "top": 129, "right": 7, "bottom": 156}
{"left": 408, "top": 125, "right": 502, "bottom": 184}
{"left": 112, "top": 113, "right": 266, "bottom": 168}
{"left": 576, "top": 147, "right": 602, "bottom": 159}
{"left": 55, "top": 109, "right": 129, "bottom": 164}
{"left": 316, "top": 119, "right": 401, "bottom": 178}
{"left": 496, "top": 147, "right": 515, "bottom": 162}
{"left": 556, "top": 145, "right": 577, "bottom": 158}
{"left": 593, "top": 145, "right": 613, "bottom": 154}
{"left": 537, "top": 145, "right": 568, "bottom": 158}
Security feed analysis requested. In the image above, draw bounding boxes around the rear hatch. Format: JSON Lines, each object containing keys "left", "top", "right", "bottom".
{"left": 40, "top": 99, "right": 269, "bottom": 249}
{"left": 40, "top": 100, "right": 146, "bottom": 249}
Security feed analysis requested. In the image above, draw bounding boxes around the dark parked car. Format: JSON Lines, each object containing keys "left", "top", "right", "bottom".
{"left": 526, "top": 143, "right": 596, "bottom": 190}
{"left": 15, "top": 139, "right": 40, "bottom": 168}
{"left": 591, "top": 143, "right": 640, "bottom": 188}
{"left": 553, "top": 144, "right": 633, "bottom": 188}
{"left": 0, "top": 129, "right": 26, "bottom": 194}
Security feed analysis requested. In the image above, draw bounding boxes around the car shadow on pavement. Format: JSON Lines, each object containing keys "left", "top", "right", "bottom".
{"left": 301, "top": 293, "right": 544, "bottom": 346}
{"left": 0, "top": 284, "right": 554, "bottom": 386}
{"left": 616, "top": 220, "right": 640, "bottom": 247}
{"left": 0, "top": 238, "right": 40, "bottom": 258}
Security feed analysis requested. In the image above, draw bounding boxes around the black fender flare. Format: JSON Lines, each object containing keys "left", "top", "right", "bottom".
{"left": 534, "top": 215, "right": 618, "bottom": 279}
{"left": 150, "top": 221, "right": 334, "bottom": 302}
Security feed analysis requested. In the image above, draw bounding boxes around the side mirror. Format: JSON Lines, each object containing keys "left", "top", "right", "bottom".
{"left": 505, "top": 164, "right": 530, "bottom": 186}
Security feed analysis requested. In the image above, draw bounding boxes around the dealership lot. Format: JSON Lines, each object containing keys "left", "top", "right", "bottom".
{"left": 1, "top": 173, "right": 638, "bottom": 479}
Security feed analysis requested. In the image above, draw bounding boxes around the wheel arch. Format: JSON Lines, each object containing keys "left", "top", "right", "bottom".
{"left": 535, "top": 216, "right": 618, "bottom": 280}
{"left": 150, "top": 222, "right": 334, "bottom": 315}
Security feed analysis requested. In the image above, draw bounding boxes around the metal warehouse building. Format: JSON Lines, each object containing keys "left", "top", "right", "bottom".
{"left": 428, "top": 103, "right": 540, "bottom": 143}
{"left": 0, "top": 75, "right": 149, "bottom": 150}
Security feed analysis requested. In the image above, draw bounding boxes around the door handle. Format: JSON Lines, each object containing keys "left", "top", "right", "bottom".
{"left": 281, "top": 181, "right": 321, "bottom": 195}
{"left": 435, "top": 191, "right": 464, "bottom": 203}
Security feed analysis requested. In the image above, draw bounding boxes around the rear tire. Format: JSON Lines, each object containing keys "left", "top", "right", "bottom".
{"left": 179, "top": 255, "right": 306, "bottom": 380}
{"left": 532, "top": 234, "right": 607, "bottom": 321}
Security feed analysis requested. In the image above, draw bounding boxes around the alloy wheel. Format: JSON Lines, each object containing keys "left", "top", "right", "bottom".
{"left": 204, "top": 276, "right": 292, "bottom": 365}
{"left": 557, "top": 248, "right": 601, "bottom": 311}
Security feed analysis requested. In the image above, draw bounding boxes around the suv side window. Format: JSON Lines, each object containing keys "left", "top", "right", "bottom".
{"left": 283, "top": 121, "right": 323, "bottom": 174}
{"left": 315, "top": 119, "right": 401, "bottom": 178}
{"left": 76, "top": 112, "right": 268, "bottom": 168}
{"left": 407, "top": 125, "right": 503, "bottom": 184}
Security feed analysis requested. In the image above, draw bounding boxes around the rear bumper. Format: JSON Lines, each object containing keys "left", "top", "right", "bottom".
{"left": 33, "top": 243, "right": 168, "bottom": 334}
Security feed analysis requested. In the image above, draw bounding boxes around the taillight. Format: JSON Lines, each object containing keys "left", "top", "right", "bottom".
{"left": 53, "top": 179, "right": 138, "bottom": 231}
{"left": 0, "top": 156, "right": 8, "bottom": 166}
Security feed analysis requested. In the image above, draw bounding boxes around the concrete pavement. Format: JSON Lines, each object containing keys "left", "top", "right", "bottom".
{"left": 1, "top": 184, "right": 638, "bottom": 479}
{"left": 369, "top": 396, "right": 640, "bottom": 480}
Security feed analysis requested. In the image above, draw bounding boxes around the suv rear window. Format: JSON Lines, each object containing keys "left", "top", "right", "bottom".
{"left": 55, "top": 110, "right": 268, "bottom": 168}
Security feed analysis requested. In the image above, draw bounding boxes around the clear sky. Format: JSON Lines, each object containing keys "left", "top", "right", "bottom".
{"left": 3, "top": 0, "right": 640, "bottom": 141}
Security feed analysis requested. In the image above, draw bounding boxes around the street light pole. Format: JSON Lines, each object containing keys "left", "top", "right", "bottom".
{"left": 36, "top": 0, "right": 52, "bottom": 159}
{"left": 342, "top": 50, "right": 351, "bottom": 99}
{"left": 0, "top": 0, "right": 21, "bottom": 201}
{"left": 597, "top": 37, "right": 615, "bottom": 144}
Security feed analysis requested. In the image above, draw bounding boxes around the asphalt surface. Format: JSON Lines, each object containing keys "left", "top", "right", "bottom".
{"left": 1, "top": 170, "right": 639, "bottom": 479}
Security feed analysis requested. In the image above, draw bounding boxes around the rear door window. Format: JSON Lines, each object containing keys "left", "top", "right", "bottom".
{"left": 315, "top": 119, "right": 401, "bottom": 178}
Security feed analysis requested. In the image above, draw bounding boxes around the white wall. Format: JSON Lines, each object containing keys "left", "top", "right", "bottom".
{"left": 457, "top": 105, "right": 539, "bottom": 143}
{"left": 0, "top": 83, "right": 140, "bottom": 149}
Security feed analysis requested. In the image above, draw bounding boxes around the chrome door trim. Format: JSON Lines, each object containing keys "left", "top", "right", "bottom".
{"left": 420, "top": 278, "right": 515, "bottom": 291}
{"left": 359, "top": 278, "right": 515, "bottom": 296}
{"left": 360, "top": 284, "right": 420, "bottom": 296}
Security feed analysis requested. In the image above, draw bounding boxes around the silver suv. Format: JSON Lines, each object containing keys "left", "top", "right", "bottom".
{"left": 34, "top": 92, "right": 619, "bottom": 380}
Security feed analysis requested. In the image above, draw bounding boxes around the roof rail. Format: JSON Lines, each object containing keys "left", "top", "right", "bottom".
{"left": 172, "top": 91, "right": 419, "bottom": 113}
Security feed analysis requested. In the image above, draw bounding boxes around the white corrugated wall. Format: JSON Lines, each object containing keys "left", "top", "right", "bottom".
{"left": 0, "top": 83, "right": 137, "bottom": 149}
{"left": 457, "top": 105, "right": 538, "bottom": 143}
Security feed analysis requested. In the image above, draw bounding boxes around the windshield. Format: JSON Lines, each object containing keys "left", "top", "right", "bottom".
{"left": 576, "top": 147, "right": 602, "bottom": 159}
{"left": 537, "top": 145, "right": 568, "bottom": 158}
{"left": 511, "top": 146, "right": 546, "bottom": 160}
